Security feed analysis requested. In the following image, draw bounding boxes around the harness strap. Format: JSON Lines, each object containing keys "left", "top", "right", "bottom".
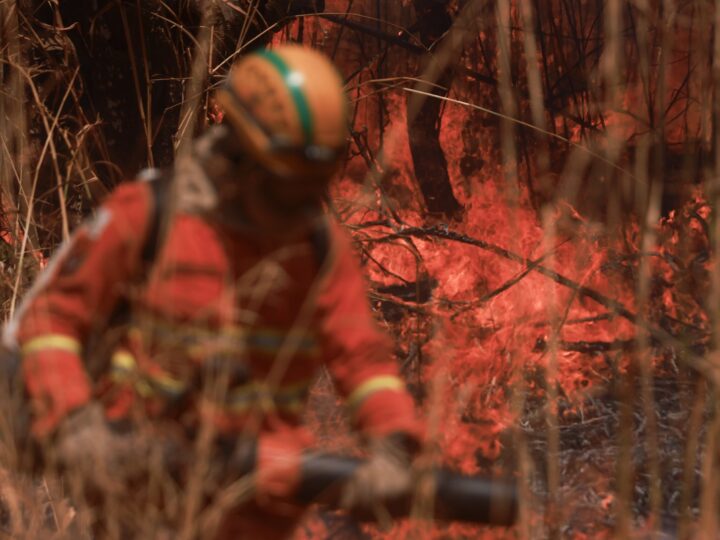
{"left": 139, "top": 168, "right": 171, "bottom": 265}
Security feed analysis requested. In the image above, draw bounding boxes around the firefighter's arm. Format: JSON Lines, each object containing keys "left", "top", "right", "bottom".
{"left": 7, "top": 182, "right": 153, "bottom": 438}
{"left": 316, "top": 223, "right": 422, "bottom": 443}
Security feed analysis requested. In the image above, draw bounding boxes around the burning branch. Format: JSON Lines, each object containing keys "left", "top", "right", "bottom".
{"left": 369, "top": 224, "right": 718, "bottom": 383}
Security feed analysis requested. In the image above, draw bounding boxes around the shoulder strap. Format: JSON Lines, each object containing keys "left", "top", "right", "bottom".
{"left": 310, "top": 217, "right": 330, "bottom": 269}
{"left": 138, "top": 168, "right": 171, "bottom": 266}
{"left": 59, "top": 170, "right": 172, "bottom": 381}
{"left": 101, "top": 170, "right": 169, "bottom": 331}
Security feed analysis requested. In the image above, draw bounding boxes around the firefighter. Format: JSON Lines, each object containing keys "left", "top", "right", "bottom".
{"left": 4, "top": 45, "right": 422, "bottom": 537}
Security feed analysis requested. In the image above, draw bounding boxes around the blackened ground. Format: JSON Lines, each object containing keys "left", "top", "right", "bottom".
{"left": 511, "top": 363, "right": 709, "bottom": 538}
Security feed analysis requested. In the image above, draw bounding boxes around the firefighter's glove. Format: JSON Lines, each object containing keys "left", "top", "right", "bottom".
{"left": 340, "top": 434, "right": 417, "bottom": 519}
{"left": 53, "top": 403, "right": 146, "bottom": 492}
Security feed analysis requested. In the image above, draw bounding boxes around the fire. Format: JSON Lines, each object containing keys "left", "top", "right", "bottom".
{"left": 28, "top": 34, "right": 709, "bottom": 533}
{"left": 0, "top": 0, "right": 713, "bottom": 536}
{"left": 302, "top": 43, "right": 712, "bottom": 534}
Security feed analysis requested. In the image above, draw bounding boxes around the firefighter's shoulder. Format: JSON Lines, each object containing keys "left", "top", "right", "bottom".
{"left": 93, "top": 172, "right": 161, "bottom": 241}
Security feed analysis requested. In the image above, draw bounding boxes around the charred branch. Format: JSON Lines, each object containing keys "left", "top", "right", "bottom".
{"left": 319, "top": 13, "right": 426, "bottom": 53}
{"left": 374, "top": 224, "right": 641, "bottom": 321}
{"left": 533, "top": 337, "right": 635, "bottom": 354}
{"left": 375, "top": 276, "right": 436, "bottom": 303}
{"left": 371, "top": 225, "right": 715, "bottom": 379}
{"left": 319, "top": 13, "right": 498, "bottom": 88}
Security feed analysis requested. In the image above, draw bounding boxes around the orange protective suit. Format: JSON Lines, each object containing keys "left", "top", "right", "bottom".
{"left": 9, "top": 177, "right": 421, "bottom": 538}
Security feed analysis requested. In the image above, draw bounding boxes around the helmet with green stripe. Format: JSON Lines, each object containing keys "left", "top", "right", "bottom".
{"left": 217, "top": 44, "right": 348, "bottom": 181}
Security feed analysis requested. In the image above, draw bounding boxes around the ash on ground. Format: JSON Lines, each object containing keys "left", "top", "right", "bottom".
{"left": 512, "top": 360, "right": 711, "bottom": 538}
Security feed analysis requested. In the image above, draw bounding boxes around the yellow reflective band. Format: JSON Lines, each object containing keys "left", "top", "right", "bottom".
{"left": 346, "top": 375, "right": 406, "bottom": 412}
{"left": 147, "top": 372, "right": 187, "bottom": 396}
{"left": 228, "top": 379, "right": 311, "bottom": 399}
{"left": 109, "top": 350, "right": 186, "bottom": 398}
{"left": 225, "top": 380, "right": 311, "bottom": 414}
{"left": 22, "top": 334, "right": 81, "bottom": 356}
{"left": 110, "top": 352, "right": 134, "bottom": 383}
{"left": 131, "top": 316, "right": 320, "bottom": 359}
{"left": 111, "top": 350, "right": 137, "bottom": 372}
{"left": 225, "top": 396, "right": 304, "bottom": 414}
{"left": 135, "top": 380, "right": 154, "bottom": 398}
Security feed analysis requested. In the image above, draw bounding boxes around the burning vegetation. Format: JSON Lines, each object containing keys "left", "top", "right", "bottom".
{"left": 1, "top": 0, "right": 720, "bottom": 538}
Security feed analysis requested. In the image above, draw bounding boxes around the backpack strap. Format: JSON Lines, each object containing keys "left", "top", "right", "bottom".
{"left": 96, "top": 171, "right": 167, "bottom": 328}
{"left": 138, "top": 168, "right": 171, "bottom": 266}
{"left": 310, "top": 216, "right": 330, "bottom": 269}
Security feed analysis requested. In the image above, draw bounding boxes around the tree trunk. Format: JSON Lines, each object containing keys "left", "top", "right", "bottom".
{"left": 407, "top": 0, "right": 462, "bottom": 218}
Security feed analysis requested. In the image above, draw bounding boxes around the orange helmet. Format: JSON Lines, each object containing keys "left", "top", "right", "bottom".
{"left": 216, "top": 44, "right": 348, "bottom": 180}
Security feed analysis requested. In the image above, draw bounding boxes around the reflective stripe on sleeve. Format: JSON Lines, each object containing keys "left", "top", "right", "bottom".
{"left": 346, "top": 375, "right": 406, "bottom": 413}
{"left": 21, "top": 334, "right": 82, "bottom": 356}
